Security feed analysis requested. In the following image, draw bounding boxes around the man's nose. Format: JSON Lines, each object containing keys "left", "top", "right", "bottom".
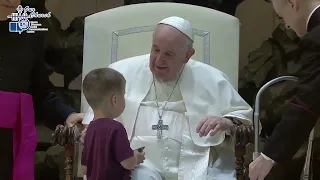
{"left": 156, "top": 54, "right": 164, "bottom": 62}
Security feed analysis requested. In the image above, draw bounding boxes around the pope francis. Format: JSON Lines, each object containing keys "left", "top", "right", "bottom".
{"left": 81, "top": 16, "right": 253, "bottom": 180}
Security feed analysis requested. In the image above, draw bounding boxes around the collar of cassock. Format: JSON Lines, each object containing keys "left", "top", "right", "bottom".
{"left": 307, "top": 5, "right": 320, "bottom": 32}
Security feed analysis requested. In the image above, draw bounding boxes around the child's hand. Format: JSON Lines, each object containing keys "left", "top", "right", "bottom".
{"left": 134, "top": 151, "right": 145, "bottom": 164}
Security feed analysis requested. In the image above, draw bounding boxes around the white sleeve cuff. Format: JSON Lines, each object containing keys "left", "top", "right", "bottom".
{"left": 82, "top": 107, "right": 94, "bottom": 125}
{"left": 261, "top": 153, "right": 275, "bottom": 164}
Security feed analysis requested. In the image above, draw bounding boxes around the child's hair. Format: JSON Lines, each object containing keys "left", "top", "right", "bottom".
{"left": 82, "top": 68, "right": 125, "bottom": 109}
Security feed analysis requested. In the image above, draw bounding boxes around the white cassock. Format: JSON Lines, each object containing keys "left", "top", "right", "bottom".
{"left": 83, "top": 54, "right": 253, "bottom": 180}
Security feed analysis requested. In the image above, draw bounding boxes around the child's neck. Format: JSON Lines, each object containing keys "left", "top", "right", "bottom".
{"left": 93, "top": 109, "right": 116, "bottom": 120}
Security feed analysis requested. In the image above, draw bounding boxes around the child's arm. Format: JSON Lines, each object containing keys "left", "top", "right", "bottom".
{"left": 120, "top": 154, "right": 137, "bottom": 170}
{"left": 121, "top": 150, "right": 146, "bottom": 170}
{"left": 111, "top": 125, "right": 136, "bottom": 170}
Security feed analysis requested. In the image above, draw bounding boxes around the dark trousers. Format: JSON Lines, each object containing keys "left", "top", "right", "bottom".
{"left": 0, "top": 128, "right": 13, "bottom": 180}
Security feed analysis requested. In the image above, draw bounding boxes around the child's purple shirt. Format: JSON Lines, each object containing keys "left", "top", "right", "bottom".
{"left": 81, "top": 118, "right": 134, "bottom": 180}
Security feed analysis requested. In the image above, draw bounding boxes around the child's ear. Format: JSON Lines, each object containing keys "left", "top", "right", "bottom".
{"left": 111, "top": 94, "right": 117, "bottom": 106}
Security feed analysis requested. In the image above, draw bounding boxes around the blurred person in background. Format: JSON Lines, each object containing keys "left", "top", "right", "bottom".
{"left": 249, "top": 0, "right": 320, "bottom": 179}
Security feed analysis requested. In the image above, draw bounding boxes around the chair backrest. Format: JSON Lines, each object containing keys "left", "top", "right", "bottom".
{"left": 81, "top": 2, "right": 241, "bottom": 113}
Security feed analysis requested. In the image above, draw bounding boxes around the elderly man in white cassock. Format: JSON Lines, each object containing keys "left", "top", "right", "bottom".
{"left": 81, "top": 16, "right": 253, "bottom": 180}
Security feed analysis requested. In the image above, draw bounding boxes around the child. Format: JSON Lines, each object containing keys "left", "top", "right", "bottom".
{"left": 81, "top": 68, "right": 145, "bottom": 180}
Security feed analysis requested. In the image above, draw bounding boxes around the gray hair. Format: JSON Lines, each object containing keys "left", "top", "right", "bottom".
{"left": 184, "top": 37, "right": 194, "bottom": 49}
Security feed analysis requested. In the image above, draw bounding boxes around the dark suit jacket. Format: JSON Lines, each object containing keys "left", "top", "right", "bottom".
{"left": 263, "top": 6, "right": 320, "bottom": 165}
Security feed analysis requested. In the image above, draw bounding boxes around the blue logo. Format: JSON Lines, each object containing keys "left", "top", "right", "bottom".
{"left": 9, "top": 19, "right": 30, "bottom": 34}
{"left": 7, "top": 5, "right": 51, "bottom": 34}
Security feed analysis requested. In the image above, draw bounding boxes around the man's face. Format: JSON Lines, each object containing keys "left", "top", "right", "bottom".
{"left": 150, "top": 24, "right": 195, "bottom": 82}
{"left": 0, "top": 0, "right": 20, "bottom": 21}
{"left": 272, "top": 0, "right": 307, "bottom": 37}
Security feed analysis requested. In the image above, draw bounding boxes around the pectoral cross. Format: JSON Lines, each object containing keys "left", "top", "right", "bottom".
{"left": 152, "top": 119, "right": 169, "bottom": 139}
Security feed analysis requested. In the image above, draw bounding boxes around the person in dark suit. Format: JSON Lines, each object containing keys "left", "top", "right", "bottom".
{"left": 249, "top": 0, "right": 320, "bottom": 179}
{"left": 0, "top": 0, "right": 83, "bottom": 179}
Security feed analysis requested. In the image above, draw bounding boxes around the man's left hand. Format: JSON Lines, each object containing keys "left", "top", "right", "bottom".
{"left": 249, "top": 155, "right": 273, "bottom": 180}
{"left": 196, "top": 116, "right": 234, "bottom": 137}
{"left": 65, "top": 113, "right": 85, "bottom": 127}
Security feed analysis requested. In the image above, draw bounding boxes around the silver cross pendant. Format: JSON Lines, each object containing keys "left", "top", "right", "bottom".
{"left": 152, "top": 119, "right": 169, "bottom": 139}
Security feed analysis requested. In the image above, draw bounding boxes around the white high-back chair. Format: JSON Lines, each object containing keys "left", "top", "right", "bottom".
{"left": 76, "top": 3, "right": 249, "bottom": 179}
{"left": 81, "top": 2, "right": 240, "bottom": 113}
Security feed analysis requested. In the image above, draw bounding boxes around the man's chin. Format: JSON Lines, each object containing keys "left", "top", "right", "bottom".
{"left": 154, "top": 69, "right": 167, "bottom": 75}
{"left": 152, "top": 73, "right": 164, "bottom": 80}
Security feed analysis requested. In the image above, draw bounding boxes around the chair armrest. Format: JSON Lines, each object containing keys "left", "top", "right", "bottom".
{"left": 234, "top": 124, "right": 254, "bottom": 180}
{"left": 52, "top": 124, "right": 84, "bottom": 180}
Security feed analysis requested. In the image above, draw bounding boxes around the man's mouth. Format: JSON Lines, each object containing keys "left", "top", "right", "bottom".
{"left": 156, "top": 65, "right": 168, "bottom": 70}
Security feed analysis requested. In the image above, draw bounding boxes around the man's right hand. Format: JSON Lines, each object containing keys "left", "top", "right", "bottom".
{"left": 249, "top": 155, "right": 273, "bottom": 180}
{"left": 134, "top": 150, "right": 145, "bottom": 164}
